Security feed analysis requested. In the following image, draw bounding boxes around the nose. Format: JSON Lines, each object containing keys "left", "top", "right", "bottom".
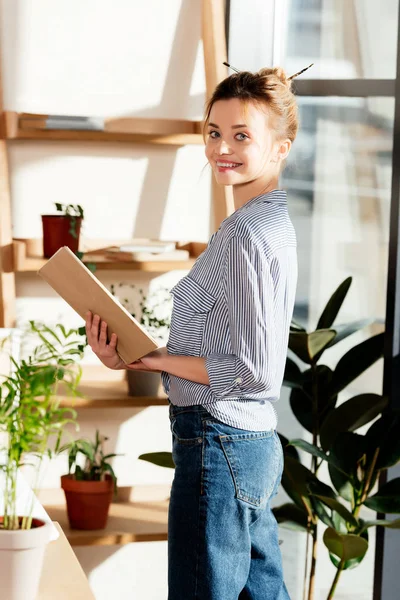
{"left": 216, "top": 139, "right": 232, "bottom": 155}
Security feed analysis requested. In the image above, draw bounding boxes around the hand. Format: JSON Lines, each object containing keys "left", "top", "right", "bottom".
{"left": 125, "top": 347, "right": 168, "bottom": 373}
{"left": 85, "top": 311, "right": 125, "bottom": 370}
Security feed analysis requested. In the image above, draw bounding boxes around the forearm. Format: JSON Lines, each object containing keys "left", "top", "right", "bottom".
{"left": 162, "top": 354, "right": 210, "bottom": 385}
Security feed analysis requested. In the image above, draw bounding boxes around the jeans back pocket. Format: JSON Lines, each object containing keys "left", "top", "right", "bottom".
{"left": 219, "top": 431, "right": 282, "bottom": 507}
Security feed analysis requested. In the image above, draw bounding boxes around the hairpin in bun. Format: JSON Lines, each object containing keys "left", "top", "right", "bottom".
{"left": 223, "top": 62, "right": 241, "bottom": 74}
{"left": 288, "top": 63, "right": 314, "bottom": 80}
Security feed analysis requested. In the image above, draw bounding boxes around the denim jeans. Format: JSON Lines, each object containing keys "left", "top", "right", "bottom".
{"left": 168, "top": 403, "right": 290, "bottom": 600}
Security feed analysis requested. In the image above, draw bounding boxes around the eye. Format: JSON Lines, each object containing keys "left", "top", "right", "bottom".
{"left": 208, "top": 130, "right": 220, "bottom": 139}
{"left": 235, "top": 132, "right": 248, "bottom": 141}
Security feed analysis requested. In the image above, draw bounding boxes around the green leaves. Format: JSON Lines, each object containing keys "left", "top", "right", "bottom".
{"left": 320, "top": 394, "right": 387, "bottom": 452}
{"left": 365, "top": 413, "right": 400, "bottom": 470}
{"left": 316, "top": 277, "right": 352, "bottom": 330}
{"left": 138, "top": 452, "right": 175, "bottom": 469}
{"left": 364, "top": 478, "right": 400, "bottom": 513}
{"left": 272, "top": 503, "right": 310, "bottom": 532}
{"left": 331, "top": 333, "right": 384, "bottom": 395}
{"left": 323, "top": 528, "right": 368, "bottom": 564}
{"left": 0, "top": 321, "right": 86, "bottom": 529}
{"left": 289, "top": 330, "right": 336, "bottom": 365}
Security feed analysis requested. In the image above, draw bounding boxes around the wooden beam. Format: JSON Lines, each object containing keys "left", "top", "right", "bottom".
{"left": 202, "top": 0, "right": 234, "bottom": 230}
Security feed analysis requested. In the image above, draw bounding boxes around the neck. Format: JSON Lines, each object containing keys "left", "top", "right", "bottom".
{"left": 232, "top": 176, "right": 280, "bottom": 210}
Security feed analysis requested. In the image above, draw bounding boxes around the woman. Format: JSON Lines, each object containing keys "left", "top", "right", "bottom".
{"left": 86, "top": 65, "right": 307, "bottom": 599}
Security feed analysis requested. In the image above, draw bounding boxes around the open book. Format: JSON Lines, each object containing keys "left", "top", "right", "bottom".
{"left": 38, "top": 247, "right": 159, "bottom": 364}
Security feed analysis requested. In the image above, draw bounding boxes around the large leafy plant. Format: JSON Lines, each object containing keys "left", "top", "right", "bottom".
{"left": 60, "top": 429, "right": 120, "bottom": 490}
{"left": 277, "top": 277, "right": 400, "bottom": 599}
{"left": 0, "top": 322, "right": 84, "bottom": 530}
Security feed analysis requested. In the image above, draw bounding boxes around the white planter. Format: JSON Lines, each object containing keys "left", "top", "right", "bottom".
{"left": 0, "top": 518, "right": 52, "bottom": 600}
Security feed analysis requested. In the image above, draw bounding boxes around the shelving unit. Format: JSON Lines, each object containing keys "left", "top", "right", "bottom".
{"left": 57, "top": 364, "right": 168, "bottom": 409}
{"left": 12, "top": 238, "right": 207, "bottom": 273}
{"left": 4, "top": 111, "right": 204, "bottom": 146}
{"left": 39, "top": 487, "right": 169, "bottom": 547}
{"left": 0, "top": 0, "right": 231, "bottom": 555}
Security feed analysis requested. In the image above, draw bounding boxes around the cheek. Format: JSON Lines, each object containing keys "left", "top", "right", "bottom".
{"left": 205, "top": 143, "right": 213, "bottom": 162}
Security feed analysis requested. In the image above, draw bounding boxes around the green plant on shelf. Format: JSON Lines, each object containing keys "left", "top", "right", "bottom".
{"left": 0, "top": 322, "right": 84, "bottom": 530}
{"left": 59, "top": 429, "right": 121, "bottom": 492}
{"left": 110, "top": 283, "right": 172, "bottom": 342}
{"left": 54, "top": 203, "right": 84, "bottom": 239}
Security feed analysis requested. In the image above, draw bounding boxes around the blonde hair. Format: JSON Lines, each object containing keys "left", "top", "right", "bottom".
{"left": 204, "top": 67, "right": 299, "bottom": 142}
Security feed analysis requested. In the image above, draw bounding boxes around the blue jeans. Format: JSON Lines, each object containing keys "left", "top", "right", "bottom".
{"left": 168, "top": 403, "right": 290, "bottom": 600}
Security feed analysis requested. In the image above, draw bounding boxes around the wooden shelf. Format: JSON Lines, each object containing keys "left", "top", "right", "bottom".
{"left": 40, "top": 488, "right": 169, "bottom": 547}
{"left": 12, "top": 238, "right": 206, "bottom": 273}
{"left": 57, "top": 364, "right": 168, "bottom": 409}
{"left": 3, "top": 111, "right": 204, "bottom": 146}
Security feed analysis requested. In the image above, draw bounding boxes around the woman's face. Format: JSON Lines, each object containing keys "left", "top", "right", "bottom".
{"left": 205, "top": 98, "right": 289, "bottom": 188}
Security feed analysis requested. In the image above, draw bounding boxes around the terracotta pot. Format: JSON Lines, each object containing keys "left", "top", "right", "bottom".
{"left": 41, "top": 215, "right": 82, "bottom": 258}
{"left": 0, "top": 517, "right": 52, "bottom": 600}
{"left": 126, "top": 370, "right": 162, "bottom": 396}
{"left": 61, "top": 474, "right": 113, "bottom": 530}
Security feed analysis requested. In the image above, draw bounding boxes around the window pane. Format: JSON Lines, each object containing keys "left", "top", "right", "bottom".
{"left": 281, "top": 0, "right": 398, "bottom": 79}
{"left": 279, "top": 96, "right": 394, "bottom": 598}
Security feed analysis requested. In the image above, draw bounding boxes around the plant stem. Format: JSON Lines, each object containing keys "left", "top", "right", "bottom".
{"left": 307, "top": 522, "right": 318, "bottom": 600}
{"left": 303, "top": 520, "right": 312, "bottom": 600}
{"left": 306, "top": 362, "right": 319, "bottom": 600}
{"left": 327, "top": 559, "right": 344, "bottom": 600}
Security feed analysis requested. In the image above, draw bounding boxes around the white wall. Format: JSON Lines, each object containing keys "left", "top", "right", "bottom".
{"left": 1, "top": 1, "right": 211, "bottom": 598}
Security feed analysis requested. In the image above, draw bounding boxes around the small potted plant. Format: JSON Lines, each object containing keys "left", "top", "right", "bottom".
{"left": 41, "top": 202, "right": 84, "bottom": 258}
{"left": 59, "top": 430, "right": 120, "bottom": 530}
{"left": 110, "top": 283, "right": 171, "bottom": 397}
{"left": 0, "top": 321, "right": 84, "bottom": 600}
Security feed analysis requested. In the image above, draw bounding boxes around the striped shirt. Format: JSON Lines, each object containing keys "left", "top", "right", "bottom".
{"left": 161, "top": 189, "right": 298, "bottom": 431}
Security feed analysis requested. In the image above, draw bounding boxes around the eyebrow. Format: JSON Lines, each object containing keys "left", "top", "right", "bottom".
{"left": 208, "top": 122, "right": 248, "bottom": 129}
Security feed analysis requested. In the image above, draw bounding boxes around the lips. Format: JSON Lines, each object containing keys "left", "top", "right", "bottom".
{"left": 216, "top": 161, "right": 243, "bottom": 171}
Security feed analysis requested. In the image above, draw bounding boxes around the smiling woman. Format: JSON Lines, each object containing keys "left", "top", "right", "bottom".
{"left": 85, "top": 64, "right": 306, "bottom": 600}
{"left": 203, "top": 67, "right": 301, "bottom": 210}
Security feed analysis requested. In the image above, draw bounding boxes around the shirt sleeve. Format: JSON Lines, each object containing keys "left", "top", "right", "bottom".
{"left": 205, "top": 236, "right": 277, "bottom": 398}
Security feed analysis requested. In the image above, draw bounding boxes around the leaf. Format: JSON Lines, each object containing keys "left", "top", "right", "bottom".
{"left": 365, "top": 412, "right": 400, "bottom": 470}
{"left": 281, "top": 455, "right": 315, "bottom": 513}
{"left": 283, "top": 357, "right": 303, "bottom": 389}
{"left": 289, "top": 388, "right": 313, "bottom": 433}
{"left": 328, "top": 432, "right": 366, "bottom": 502}
{"left": 331, "top": 333, "right": 385, "bottom": 395}
{"left": 272, "top": 503, "right": 310, "bottom": 532}
{"left": 364, "top": 478, "right": 400, "bottom": 513}
{"left": 289, "top": 368, "right": 338, "bottom": 434}
{"left": 316, "top": 277, "right": 352, "bottom": 330}
{"left": 290, "top": 319, "right": 306, "bottom": 332}
{"left": 138, "top": 452, "right": 175, "bottom": 469}
{"left": 289, "top": 439, "right": 333, "bottom": 465}
{"left": 289, "top": 330, "right": 337, "bottom": 364}
{"left": 313, "top": 495, "right": 358, "bottom": 527}
{"left": 326, "top": 319, "right": 375, "bottom": 348}
{"left": 277, "top": 433, "right": 299, "bottom": 461}
{"left": 360, "top": 518, "right": 400, "bottom": 532}
{"left": 320, "top": 394, "right": 388, "bottom": 452}
{"left": 323, "top": 528, "right": 368, "bottom": 562}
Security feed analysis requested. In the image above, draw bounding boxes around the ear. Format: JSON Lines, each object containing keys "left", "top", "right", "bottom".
{"left": 277, "top": 139, "right": 291, "bottom": 162}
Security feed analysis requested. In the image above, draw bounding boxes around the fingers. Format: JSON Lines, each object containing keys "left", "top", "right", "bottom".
{"left": 85, "top": 312, "right": 115, "bottom": 353}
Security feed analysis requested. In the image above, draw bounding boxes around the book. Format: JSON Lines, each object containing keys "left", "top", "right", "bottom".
{"left": 38, "top": 247, "right": 159, "bottom": 364}
{"left": 104, "top": 246, "right": 189, "bottom": 262}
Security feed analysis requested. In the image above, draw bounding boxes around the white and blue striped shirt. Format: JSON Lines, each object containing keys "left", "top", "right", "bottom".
{"left": 161, "top": 189, "right": 298, "bottom": 431}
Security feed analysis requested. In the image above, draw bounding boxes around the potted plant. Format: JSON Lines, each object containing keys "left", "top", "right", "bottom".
{"left": 41, "top": 202, "right": 84, "bottom": 258}
{"left": 0, "top": 321, "right": 84, "bottom": 600}
{"left": 275, "top": 277, "right": 400, "bottom": 599}
{"left": 59, "top": 430, "right": 120, "bottom": 530}
{"left": 110, "top": 283, "right": 171, "bottom": 397}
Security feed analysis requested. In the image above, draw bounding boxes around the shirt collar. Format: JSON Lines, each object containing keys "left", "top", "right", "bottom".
{"left": 239, "top": 189, "right": 287, "bottom": 211}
